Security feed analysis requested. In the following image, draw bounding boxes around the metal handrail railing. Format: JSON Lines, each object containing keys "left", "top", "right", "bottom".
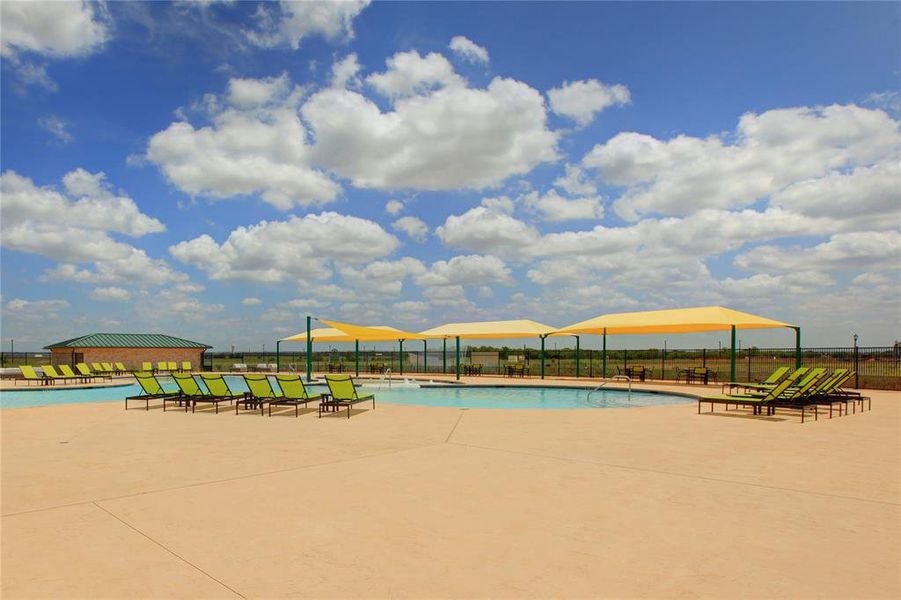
{"left": 587, "top": 375, "right": 632, "bottom": 404}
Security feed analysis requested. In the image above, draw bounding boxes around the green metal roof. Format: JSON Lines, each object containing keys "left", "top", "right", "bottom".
{"left": 45, "top": 333, "right": 211, "bottom": 349}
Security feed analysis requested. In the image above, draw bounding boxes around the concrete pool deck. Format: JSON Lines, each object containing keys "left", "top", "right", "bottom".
{"left": 1, "top": 379, "right": 899, "bottom": 598}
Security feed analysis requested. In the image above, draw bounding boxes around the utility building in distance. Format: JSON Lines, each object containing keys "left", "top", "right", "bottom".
{"left": 44, "top": 333, "right": 211, "bottom": 370}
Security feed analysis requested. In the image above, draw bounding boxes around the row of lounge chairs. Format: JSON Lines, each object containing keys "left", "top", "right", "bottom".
{"left": 126, "top": 373, "right": 375, "bottom": 419}
{"left": 17, "top": 363, "right": 117, "bottom": 385}
{"left": 16, "top": 361, "right": 199, "bottom": 385}
{"left": 145, "top": 361, "right": 193, "bottom": 374}
{"left": 700, "top": 367, "right": 870, "bottom": 422}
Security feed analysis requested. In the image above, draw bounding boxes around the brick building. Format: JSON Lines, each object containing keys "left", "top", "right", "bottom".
{"left": 45, "top": 333, "right": 211, "bottom": 371}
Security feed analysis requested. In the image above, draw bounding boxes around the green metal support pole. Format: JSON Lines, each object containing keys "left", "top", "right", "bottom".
{"left": 355, "top": 340, "right": 359, "bottom": 376}
{"left": 602, "top": 330, "right": 607, "bottom": 378}
{"left": 794, "top": 327, "right": 801, "bottom": 369}
{"left": 729, "top": 325, "right": 737, "bottom": 382}
{"left": 305, "top": 315, "right": 312, "bottom": 381}
{"left": 276, "top": 340, "right": 281, "bottom": 372}
{"left": 540, "top": 335, "right": 546, "bottom": 380}
{"left": 455, "top": 336, "right": 460, "bottom": 381}
{"left": 399, "top": 340, "right": 404, "bottom": 375}
{"left": 574, "top": 335, "right": 580, "bottom": 378}
{"left": 423, "top": 339, "right": 427, "bottom": 374}
{"left": 443, "top": 338, "right": 447, "bottom": 374}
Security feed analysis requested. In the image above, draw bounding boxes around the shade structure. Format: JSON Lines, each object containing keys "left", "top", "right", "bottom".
{"left": 419, "top": 319, "right": 558, "bottom": 339}
{"left": 557, "top": 306, "right": 798, "bottom": 382}
{"left": 280, "top": 327, "right": 355, "bottom": 343}
{"left": 419, "top": 319, "right": 561, "bottom": 381}
{"left": 557, "top": 306, "right": 794, "bottom": 335}
{"left": 320, "top": 319, "right": 428, "bottom": 341}
{"left": 320, "top": 320, "right": 430, "bottom": 376}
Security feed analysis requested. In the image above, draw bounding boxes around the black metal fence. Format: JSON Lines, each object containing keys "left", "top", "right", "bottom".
{"left": 3, "top": 346, "right": 897, "bottom": 389}
{"left": 191, "top": 345, "right": 900, "bottom": 390}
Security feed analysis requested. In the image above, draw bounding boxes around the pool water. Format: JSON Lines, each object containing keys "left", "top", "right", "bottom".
{"left": 0, "top": 376, "right": 691, "bottom": 410}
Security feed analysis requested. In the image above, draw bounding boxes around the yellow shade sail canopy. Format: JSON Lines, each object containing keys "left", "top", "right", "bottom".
{"left": 557, "top": 306, "right": 794, "bottom": 335}
{"left": 419, "top": 319, "right": 559, "bottom": 339}
{"left": 320, "top": 319, "right": 428, "bottom": 341}
{"left": 279, "top": 327, "right": 355, "bottom": 343}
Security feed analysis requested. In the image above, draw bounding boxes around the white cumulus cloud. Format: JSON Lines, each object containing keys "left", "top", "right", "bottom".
{"left": 146, "top": 77, "right": 340, "bottom": 210}
{"left": 170, "top": 212, "right": 400, "bottom": 282}
{"left": 246, "top": 0, "right": 370, "bottom": 49}
{"left": 392, "top": 216, "right": 429, "bottom": 242}
{"left": 448, "top": 35, "right": 489, "bottom": 64}
{"left": 1, "top": 169, "right": 165, "bottom": 264}
{"left": 583, "top": 104, "right": 901, "bottom": 220}
{"left": 385, "top": 199, "right": 404, "bottom": 215}
{"left": 303, "top": 74, "right": 559, "bottom": 190}
{"left": 366, "top": 50, "right": 464, "bottom": 99}
{"left": 1, "top": 0, "right": 110, "bottom": 58}
{"left": 548, "top": 79, "right": 630, "bottom": 127}
{"left": 521, "top": 189, "right": 604, "bottom": 222}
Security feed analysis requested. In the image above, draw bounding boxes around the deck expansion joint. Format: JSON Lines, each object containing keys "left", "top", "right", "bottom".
{"left": 91, "top": 501, "right": 246, "bottom": 599}
{"left": 444, "top": 408, "right": 468, "bottom": 442}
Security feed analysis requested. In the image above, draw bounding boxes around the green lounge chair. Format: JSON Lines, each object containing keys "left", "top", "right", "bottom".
{"left": 792, "top": 369, "right": 870, "bottom": 416}
{"left": 77, "top": 363, "right": 110, "bottom": 381}
{"left": 270, "top": 374, "right": 324, "bottom": 417}
{"left": 126, "top": 373, "right": 181, "bottom": 411}
{"left": 101, "top": 362, "right": 116, "bottom": 375}
{"left": 18, "top": 365, "right": 50, "bottom": 386}
{"left": 42, "top": 364, "right": 81, "bottom": 384}
{"left": 59, "top": 364, "right": 93, "bottom": 384}
{"left": 822, "top": 371, "right": 871, "bottom": 412}
{"left": 167, "top": 361, "right": 178, "bottom": 373}
{"left": 172, "top": 373, "right": 231, "bottom": 413}
{"left": 197, "top": 373, "right": 247, "bottom": 414}
{"left": 722, "top": 366, "right": 791, "bottom": 394}
{"left": 698, "top": 375, "right": 820, "bottom": 422}
{"left": 322, "top": 375, "right": 375, "bottom": 419}
{"left": 181, "top": 360, "right": 192, "bottom": 372}
{"left": 141, "top": 361, "right": 154, "bottom": 373}
{"left": 241, "top": 374, "right": 280, "bottom": 415}
{"left": 114, "top": 362, "right": 130, "bottom": 375}
{"left": 157, "top": 361, "right": 169, "bottom": 374}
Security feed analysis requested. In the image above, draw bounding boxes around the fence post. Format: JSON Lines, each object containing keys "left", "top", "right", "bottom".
{"left": 747, "top": 347, "right": 752, "bottom": 381}
{"left": 854, "top": 344, "right": 859, "bottom": 388}
{"left": 661, "top": 346, "right": 666, "bottom": 380}
{"left": 540, "top": 335, "right": 546, "bottom": 380}
{"left": 623, "top": 348, "right": 627, "bottom": 372}
{"left": 574, "top": 335, "right": 580, "bottom": 378}
{"left": 602, "top": 330, "right": 607, "bottom": 378}
{"left": 702, "top": 348, "right": 706, "bottom": 368}
{"left": 305, "top": 315, "right": 312, "bottom": 381}
{"left": 455, "top": 336, "right": 461, "bottom": 381}
{"left": 729, "top": 325, "right": 737, "bottom": 383}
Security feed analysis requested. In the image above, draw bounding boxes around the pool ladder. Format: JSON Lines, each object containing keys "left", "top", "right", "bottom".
{"left": 587, "top": 375, "right": 632, "bottom": 404}
{"left": 381, "top": 368, "right": 392, "bottom": 390}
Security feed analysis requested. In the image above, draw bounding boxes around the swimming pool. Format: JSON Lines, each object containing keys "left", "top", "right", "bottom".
{"left": 0, "top": 377, "right": 692, "bottom": 410}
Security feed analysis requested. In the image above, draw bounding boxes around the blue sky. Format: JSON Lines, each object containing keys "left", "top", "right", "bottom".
{"left": 1, "top": 1, "right": 899, "bottom": 352}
